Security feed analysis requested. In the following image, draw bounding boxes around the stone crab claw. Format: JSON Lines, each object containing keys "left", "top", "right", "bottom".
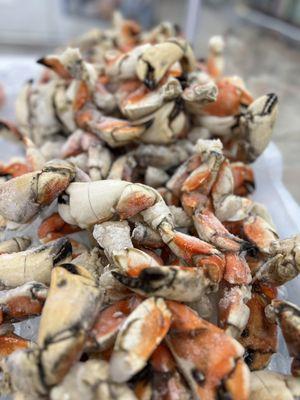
{"left": 253, "top": 235, "right": 300, "bottom": 286}
{"left": 0, "top": 238, "right": 72, "bottom": 289}
{"left": 75, "top": 103, "right": 146, "bottom": 148}
{"left": 0, "top": 160, "right": 76, "bottom": 224}
{"left": 266, "top": 300, "right": 300, "bottom": 376}
{"left": 196, "top": 94, "right": 278, "bottom": 163}
{"left": 136, "top": 37, "right": 196, "bottom": 89}
{"left": 37, "top": 47, "right": 97, "bottom": 85}
{"left": 111, "top": 264, "right": 212, "bottom": 302}
{"left": 0, "top": 237, "right": 31, "bottom": 255}
{"left": 131, "top": 100, "right": 189, "bottom": 145}
{"left": 2, "top": 262, "right": 102, "bottom": 398}
{"left": 120, "top": 76, "right": 182, "bottom": 120}
{"left": 109, "top": 297, "right": 171, "bottom": 382}
{"left": 165, "top": 301, "right": 250, "bottom": 400}
{"left": 240, "top": 93, "right": 278, "bottom": 163}
{"left": 0, "top": 281, "right": 48, "bottom": 323}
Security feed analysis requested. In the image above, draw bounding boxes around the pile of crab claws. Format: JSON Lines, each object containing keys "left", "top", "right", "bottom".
{"left": 0, "top": 12, "right": 298, "bottom": 400}
{"left": 265, "top": 299, "right": 300, "bottom": 376}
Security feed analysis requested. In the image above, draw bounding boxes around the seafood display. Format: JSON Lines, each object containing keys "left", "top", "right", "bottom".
{"left": 0, "top": 11, "right": 299, "bottom": 400}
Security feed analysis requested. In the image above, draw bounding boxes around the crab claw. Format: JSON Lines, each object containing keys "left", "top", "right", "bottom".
{"left": 87, "top": 295, "right": 141, "bottom": 352}
{"left": 113, "top": 247, "right": 160, "bottom": 277}
{"left": 112, "top": 264, "right": 211, "bottom": 302}
{"left": 266, "top": 300, "right": 300, "bottom": 376}
{"left": 37, "top": 47, "right": 97, "bottom": 84}
{"left": 0, "top": 160, "right": 76, "bottom": 224}
{"left": 0, "top": 237, "right": 31, "bottom": 255}
{"left": 158, "top": 223, "right": 225, "bottom": 278}
{"left": 0, "top": 238, "right": 72, "bottom": 289}
{"left": 242, "top": 93, "right": 278, "bottom": 163}
{"left": 193, "top": 208, "right": 251, "bottom": 253}
{"left": 219, "top": 285, "right": 251, "bottom": 338}
{"left": 136, "top": 38, "right": 196, "bottom": 89}
{"left": 224, "top": 253, "right": 252, "bottom": 285}
{"left": 37, "top": 52, "right": 72, "bottom": 80}
{"left": 0, "top": 282, "right": 48, "bottom": 323}
{"left": 239, "top": 289, "right": 277, "bottom": 371}
{"left": 253, "top": 235, "right": 300, "bottom": 286}
{"left": 109, "top": 297, "right": 171, "bottom": 382}
{"left": 75, "top": 104, "right": 146, "bottom": 148}
{"left": 165, "top": 301, "right": 249, "bottom": 400}
{"left": 243, "top": 214, "right": 278, "bottom": 253}
{"left": 120, "top": 76, "right": 182, "bottom": 120}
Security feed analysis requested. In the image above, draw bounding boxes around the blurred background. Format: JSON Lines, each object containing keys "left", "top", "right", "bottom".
{"left": 0, "top": 0, "right": 299, "bottom": 202}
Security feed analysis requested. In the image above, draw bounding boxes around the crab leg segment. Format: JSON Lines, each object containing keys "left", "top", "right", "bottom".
{"left": 193, "top": 207, "right": 249, "bottom": 252}
{"left": 109, "top": 297, "right": 171, "bottom": 382}
{"left": 0, "top": 238, "right": 72, "bottom": 289}
{"left": 239, "top": 287, "right": 277, "bottom": 371}
{"left": 0, "top": 237, "right": 31, "bottom": 255}
{"left": 266, "top": 300, "right": 300, "bottom": 376}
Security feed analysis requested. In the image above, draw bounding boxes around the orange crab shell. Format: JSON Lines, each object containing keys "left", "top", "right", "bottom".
{"left": 0, "top": 332, "right": 31, "bottom": 357}
{"left": 38, "top": 213, "right": 81, "bottom": 243}
{"left": 239, "top": 289, "right": 277, "bottom": 370}
{"left": 203, "top": 78, "right": 254, "bottom": 117}
{"left": 166, "top": 301, "right": 249, "bottom": 400}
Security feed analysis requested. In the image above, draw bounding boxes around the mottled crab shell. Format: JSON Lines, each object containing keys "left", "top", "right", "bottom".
{"left": 249, "top": 371, "right": 300, "bottom": 400}
{"left": 0, "top": 238, "right": 72, "bottom": 288}
{"left": 16, "top": 80, "right": 62, "bottom": 146}
{"left": 109, "top": 297, "right": 171, "bottom": 382}
{"left": 37, "top": 263, "right": 102, "bottom": 387}
{"left": 244, "top": 93, "right": 278, "bottom": 162}
{"left": 51, "top": 359, "right": 138, "bottom": 400}
{"left": 0, "top": 160, "right": 76, "bottom": 224}
{"left": 136, "top": 38, "right": 196, "bottom": 89}
{"left": 112, "top": 264, "right": 211, "bottom": 302}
